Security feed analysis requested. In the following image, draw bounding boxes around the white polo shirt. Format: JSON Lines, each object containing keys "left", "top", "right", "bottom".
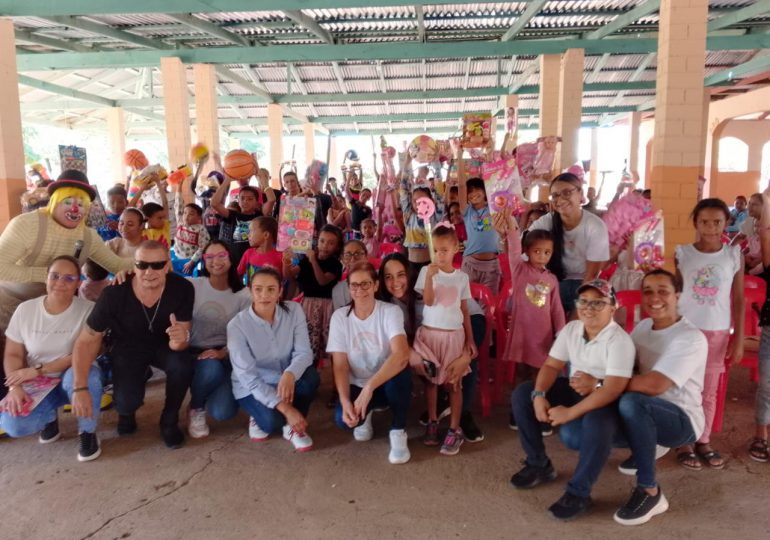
{"left": 549, "top": 320, "right": 635, "bottom": 379}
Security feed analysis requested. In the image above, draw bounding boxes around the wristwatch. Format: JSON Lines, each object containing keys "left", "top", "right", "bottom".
{"left": 531, "top": 390, "right": 546, "bottom": 401}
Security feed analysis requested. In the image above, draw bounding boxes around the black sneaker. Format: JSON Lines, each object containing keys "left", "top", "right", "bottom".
{"left": 161, "top": 424, "right": 184, "bottom": 449}
{"left": 614, "top": 486, "right": 669, "bottom": 526}
{"left": 117, "top": 413, "right": 137, "bottom": 435}
{"left": 510, "top": 459, "right": 557, "bottom": 489}
{"left": 509, "top": 414, "right": 552, "bottom": 436}
{"left": 39, "top": 418, "right": 61, "bottom": 444}
{"left": 419, "top": 406, "right": 451, "bottom": 426}
{"left": 508, "top": 413, "right": 518, "bottom": 430}
{"left": 618, "top": 455, "right": 637, "bottom": 476}
{"left": 460, "top": 411, "right": 484, "bottom": 443}
{"left": 548, "top": 492, "right": 592, "bottom": 521}
{"left": 78, "top": 432, "right": 101, "bottom": 462}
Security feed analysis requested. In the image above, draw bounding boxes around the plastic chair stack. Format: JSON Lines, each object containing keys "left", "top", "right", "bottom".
{"left": 469, "top": 282, "right": 494, "bottom": 418}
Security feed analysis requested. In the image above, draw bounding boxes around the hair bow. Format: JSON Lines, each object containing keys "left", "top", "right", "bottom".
{"left": 436, "top": 220, "right": 455, "bottom": 230}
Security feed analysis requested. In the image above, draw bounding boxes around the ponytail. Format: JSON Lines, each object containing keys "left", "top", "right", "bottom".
{"left": 547, "top": 211, "right": 566, "bottom": 281}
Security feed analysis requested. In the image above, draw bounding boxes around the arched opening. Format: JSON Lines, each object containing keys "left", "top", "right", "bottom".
{"left": 718, "top": 136, "right": 749, "bottom": 172}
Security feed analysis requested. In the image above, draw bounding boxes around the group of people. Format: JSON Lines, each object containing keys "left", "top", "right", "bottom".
{"left": 1, "top": 142, "right": 768, "bottom": 528}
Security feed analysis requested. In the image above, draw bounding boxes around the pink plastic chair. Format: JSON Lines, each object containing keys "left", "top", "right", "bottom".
{"left": 493, "top": 281, "right": 514, "bottom": 405}
{"left": 470, "top": 283, "right": 494, "bottom": 418}
{"left": 368, "top": 256, "right": 382, "bottom": 270}
{"left": 498, "top": 253, "right": 511, "bottom": 292}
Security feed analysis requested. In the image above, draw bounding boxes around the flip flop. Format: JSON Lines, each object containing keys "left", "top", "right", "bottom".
{"left": 696, "top": 446, "right": 726, "bottom": 470}
{"left": 749, "top": 438, "right": 769, "bottom": 463}
{"left": 677, "top": 450, "right": 703, "bottom": 471}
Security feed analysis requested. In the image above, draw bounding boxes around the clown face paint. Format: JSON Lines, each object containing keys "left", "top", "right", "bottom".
{"left": 53, "top": 196, "right": 86, "bottom": 228}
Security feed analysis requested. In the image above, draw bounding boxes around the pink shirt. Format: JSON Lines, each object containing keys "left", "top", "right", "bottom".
{"left": 237, "top": 248, "right": 283, "bottom": 285}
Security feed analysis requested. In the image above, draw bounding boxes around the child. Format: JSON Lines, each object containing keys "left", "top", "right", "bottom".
{"left": 97, "top": 185, "right": 128, "bottom": 241}
{"left": 284, "top": 224, "right": 344, "bottom": 365}
{"left": 172, "top": 203, "right": 210, "bottom": 276}
{"left": 675, "top": 198, "right": 744, "bottom": 470}
{"left": 412, "top": 225, "right": 475, "bottom": 456}
{"left": 399, "top": 152, "right": 438, "bottom": 267}
{"left": 79, "top": 259, "right": 111, "bottom": 302}
{"left": 447, "top": 202, "right": 467, "bottom": 267}
{"left": 361, "top": 218, "right": 380, "bottom": 258}
{"left": 237, "top": 216, "right": 283, "bottom": 285}
{"left": 212, "top": 182, "right": 273, "bottom": 266}
{"left": 140, "top": 202, "right": 171, "bottom": 249}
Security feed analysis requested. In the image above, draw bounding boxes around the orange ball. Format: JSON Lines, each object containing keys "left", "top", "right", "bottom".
{"left": 124, "top": 149, "right": 148, "bottom": 171}
{"left": 223, "top": 149, "right": 257, "bottom": 181}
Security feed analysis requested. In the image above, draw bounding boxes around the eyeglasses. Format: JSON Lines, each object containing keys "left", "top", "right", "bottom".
{"left": 48, "top": 272, "right": 79, "bottom": 283}
{"left": 549, "top": 186, "right": 579, "bottom": 201}
{"left": 349, "top": 280, "right": 374, "bottom": 291}
{"left": 203, "top": 252, "right": 229, "bottom": 261}
{"left": 343, "top": 251, "right": 366, "bottom": 260}
{"left": 575, "top": 298, "right": 611, "bottom": 311}
{"left": 135, "top": 260, "right": 167, "bottom": 270}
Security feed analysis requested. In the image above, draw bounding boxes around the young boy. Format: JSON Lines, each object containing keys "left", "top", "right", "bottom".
{"left": 172, "top": 204, "right": 211, "bottom": 276}
{"left": 237, "top": 216, "right": 282, "bottom": 284}
{"left": 212, "top": 182, "right": 274, "bottom": 265}
{"left": 97, "top": 185, "right": 128, "bottom": 241}
{"left": 360, "top": 218, "right": 380, "bottom": 258}
{"left": 133, "top": 179, "right": 171, "bottom": 248}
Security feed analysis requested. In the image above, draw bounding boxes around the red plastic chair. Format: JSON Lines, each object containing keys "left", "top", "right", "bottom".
{"left": 379, "top": 242, "right": 403, "bottom": 256}
{"left": 470, "top": 283, "right": 494, "bottom": 418}
{"left": 598, "top": 262, "right": 618, "bottom": 282}
{"left": 615, "top": 290, "right": 648, "bottom": 333}
{"left": 368, "top": 256, "right": 382, "bottom": 270}
{"left": 498, "top": 253, "right": 511, "bottom": 293}
{"left": 493, "top": 281, "right": 514, "bottom": 405}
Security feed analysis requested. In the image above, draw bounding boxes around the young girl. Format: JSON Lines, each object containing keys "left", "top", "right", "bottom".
{"left": 412, "top": 225, "right": 475, "bottom": 456}
{"left": 399, "top": 152, "right": 439, "bottom": 267}
{"left": 284, "top": 224, "right": 344, "bottom": 365}
{"left": 237, "top": 217, "right": 283, "bottom": 285}
{"left": 675, "top": 198, "right": 744, "bottom": 470}
{"left": 360, "top": 218, "right": 380, "bottom": 258}
{"left": 447, "top": 202, "right": 467, "bottom": 267}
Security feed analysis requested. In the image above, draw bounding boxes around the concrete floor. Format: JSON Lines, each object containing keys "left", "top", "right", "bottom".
{"left": 2, "top": 368, "right": 769, "bottom": 540}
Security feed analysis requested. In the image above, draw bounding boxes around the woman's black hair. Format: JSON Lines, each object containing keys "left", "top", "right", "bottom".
{"left": 48, "top": 254, "right": 80, "bottom": 275}
{"left": 642, "top": 268, "right": 683, "bottom": 293}
{"left": 319, "top": 224, "right": 344, "bottom": 258}
{"left": 546, "top": 172, "right": 583, "bottom": 281}
{"left": 250, "top": 266, "right": 290, "bottom": 312}
{"left": 345, "top": 262, "right": 379, "bottom": 317}
{"left": 522, "top": 229, "right": 554, "bottom": 252}
{"left": 198, "top": 240, "right": 245, "bottom": 293}
{"left": 376, "top": 253, "right": 417, "bottom": 340}
{"left": 690, "top": 197, "right": 730, "bottom": 225}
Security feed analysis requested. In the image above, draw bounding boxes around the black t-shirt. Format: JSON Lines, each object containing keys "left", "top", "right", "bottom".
{"left": 351, "top": 201, "right": 372, "bottom": 231}
{"left": 87, "top": 273, "right": 195, "bottom": 354}
{"left": 315, "top": 193, "right": 332, "bottom": 230}
{"left": 219, "top": 210, "right": 261, "bottom": 263}
{"left": 298, "top": 255, "right": 343, "bottom": 299}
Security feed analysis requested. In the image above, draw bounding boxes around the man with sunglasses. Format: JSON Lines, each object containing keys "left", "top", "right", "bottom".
{"left": 70, "top": 241, "right": 194, "bottom": 450}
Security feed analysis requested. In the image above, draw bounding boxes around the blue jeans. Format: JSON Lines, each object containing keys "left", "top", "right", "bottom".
{"left": 237, "top": 367, "right": 320, "bottom": 433}
{"left": 617, "top": 392, "right": 696, "bottom": 489}
{"left": 559, "top": 279, "right": 582, "bottom": 314}
{"left": 190, "top": 357, "right": 238, "bottom": 421}
{"left": 335, "top": 367, "right": 412, "bottom": 431}
{"left": 511, "top": 378, "right": 620, "bottom": 498}
{"left": 461, "top": 313, "right": 485, "bottom": 413}
{"left": 1, "top": 365, "right": 103, "bottom": 436}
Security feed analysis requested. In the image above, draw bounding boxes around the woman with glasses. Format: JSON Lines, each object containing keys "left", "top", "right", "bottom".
{"left": 332, "top": 240, "right": 368, "bottom": 310}
{"left": 528, "top": 173, "right": 610, "bottom": 313}
{"left": 0, "top": 256, "right": 103, "bottom": 462}
{"left": 509, "top": 279, "right": 634, "bottom": 521}
{"left": 185, "top": 241, "right": 252, "bottom": 439}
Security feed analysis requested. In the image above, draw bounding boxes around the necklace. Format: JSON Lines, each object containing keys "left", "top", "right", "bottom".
{"left": 139, "top": 288, "right": 164, "bottom": 332}
{"left": 471, "top": 206, "right": 489, "bottom": 232}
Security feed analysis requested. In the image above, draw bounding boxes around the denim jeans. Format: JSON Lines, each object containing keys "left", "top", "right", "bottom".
{"left": 335, "top": 367, "right": 412, "bottom": 431}
{"left": 511, "top": 378, "right": 620, "bottom": 498}
{"left": 1, "top": 365, "right": 103, "bottom": 436}
{"left": 460, "top": 313, "right": 486, "bottom": 413}
{"left": 237, "top": 367, "right": 320, "bottom": 433}
{"left": 189, "top": 357, "right": 238, "bottom": 421}
{"left": 617, "top": 392, "right": 696, "bottom": 489}
{"left": 757, "top": 327, "right": 770, "bottom": 425}
{"left": 559, "top": 279, "right": 583, "bottom": 314}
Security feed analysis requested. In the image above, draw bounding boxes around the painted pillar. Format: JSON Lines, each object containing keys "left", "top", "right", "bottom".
{"left": 649, "top": 0, "right": 709, "bottom": 261}
{"left": 303, "top": 123, "right": 315, "bottom": 171}
{"left": 589, "top": 127, "right": 599, "bottom": 188}
{"left": 0, "top": 19, "right": 26, "bottom": 229}
{"left": 267, "top": 103, "right": 283, "bottom": 188}
{"left": 193, "top": 64, "right": 220, "bottom": 172}
{"left": 557, "top": 48, "right": 584, "bottom": 172}
{"left": 328, "top": 136, "right": 339, "bottom": 181}
{"left": 538, "top": 54, "right": 561, "bottom": 138}
{"left": 106, "top": 107, "right": 126, "bottom": 184}
{"left": 160, "top": 57, "right": 191, "bottom": 168}
{"left": 628, "top": 111, "right": 642, "bottom": 177}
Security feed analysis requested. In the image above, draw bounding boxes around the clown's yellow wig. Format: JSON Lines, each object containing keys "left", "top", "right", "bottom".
{"left": 46, "top": 186, "right": 92, "bottom": 218}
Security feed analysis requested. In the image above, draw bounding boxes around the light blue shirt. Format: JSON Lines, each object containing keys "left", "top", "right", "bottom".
{"left": 463, "top": 204, "right": 498, "bottom": 256}
{"left": 228, "top": 301, "right": 313, "bottom": 408}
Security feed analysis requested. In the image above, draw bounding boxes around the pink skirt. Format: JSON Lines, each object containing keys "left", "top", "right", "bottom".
{"left": 412, "top": 325, "right": 469, "bottom": 385}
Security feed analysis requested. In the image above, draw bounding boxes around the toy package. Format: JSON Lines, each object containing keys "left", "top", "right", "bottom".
{"left": 461, "top": 113, "right": 492, "bottom": 148}
{"left": 277, "top": 195, "right": 316, "bottom": 254}
{"left": 0, "top": 376, "right": 60, "bottom": 416}
{"left": 633, "top": 212, "right": 665, "bottom": 273}
{"left": 482, "top": 156, "right": 524, "bottom": 217}
{"left": 603, "top": 191, "right": 654, "bottom": 249}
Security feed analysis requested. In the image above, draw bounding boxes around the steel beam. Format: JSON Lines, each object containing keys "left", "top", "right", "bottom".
{"left": 500, "top": 0, "right": 548, "bottom": 42}
{"left": 166, "top": 13, "right": 251, "bottom": 47}
{"left": 583, "top": 0, "right": 661, "bottom": 40}
{"left": 708, "top": 1, "right": 770, "bottom": 32}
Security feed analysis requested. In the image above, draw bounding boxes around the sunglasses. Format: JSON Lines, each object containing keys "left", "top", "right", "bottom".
{"left": 203, "top": 252, "right": 229, "bottom": 261}
{"left": 135, "top": 260, "right": 167, "bottom": 270}
{"left": 48, "top": 272, "right": 79, "bottom": 283}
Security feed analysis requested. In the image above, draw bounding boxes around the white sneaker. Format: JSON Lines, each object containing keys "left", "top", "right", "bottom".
{"left": 187, "top": 408, "right": 209, "bottom": 439}
{"left": 282, "top": 424, "right": 313, "bottom": 452}
{"left": 353, "top": 411, "right": 374, "bottom": 442}
{"left": 655, "top": 445, "right": 670, "bottom": 460}
{"left": 388, "top": 429, "right": 410, "bottom": 464}
{"left": 248, "top": 417, "right": 269, "bottom": 441}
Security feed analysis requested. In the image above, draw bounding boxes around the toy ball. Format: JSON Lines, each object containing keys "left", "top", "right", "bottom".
{"left": 408, "top": 135, "right": 437, "bottom": 163}
{"left": 190, "top": 142, "right": 209, "bottom": 163}
{"left": 124, "top": 149, "right": 149, "bottom": 171}
{"left": 383, "top": 146, "right": 396, "bottom": 159}
{"left": 207, "top": 170, "right": 225, "bottom": 185}
{"left": 167, "top": 169, "right": 185, "bottom": 187}
{"left": 344, "top": 149, "right": 359, "bottom": 162}
{"left": 223, "top": 149, "right": 257, "bottom": 181}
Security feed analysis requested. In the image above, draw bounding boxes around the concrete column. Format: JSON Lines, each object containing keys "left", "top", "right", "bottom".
{"left": 0, "top": 20, "right": 26, "bottom": 229}
{"left": 502, "top": 94, "right": 519, "bottom": 153}
{"left": 106, "top": 107, "right": 126, "bottom": 184}
{"left": 267, "top": 103, "right": 283, "bottom": 188}
{"left": 589, "top": 127, "right": 599, "bottom": 188}
{"left": 649, "top": 0, "right": 709, "bottom": 260}
{"left": 538, "top": 54, "right": 561, "bottom": 138}
{"left": 328, "top": 136, "right": 339, "bottom": 181}
{"left": 303, "top": 123, "right": 315, "bottom": 170}
{"left": 557, "top": 48, "right": 585, "bottom": 171}
{"left": 628, "top": 111, "right": 642, "bottom": 176}
{"left": 193, "top": 64, "right": 220, "bottom": 171}
{"left": 160, "top": 57, "right": 191, "bottom": 169}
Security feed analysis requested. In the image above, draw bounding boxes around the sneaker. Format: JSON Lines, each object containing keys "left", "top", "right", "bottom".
{"left": 117, "top": 413, "right": 137, "bottom": 435}
{"left": 618, "top": 446, "right": 671, "bottom": 476}
{"left": 160, "top": 425, "right": 184, "bottom": 449}
{"left": 419, "top": 406, "right": 451, "bottom": 426}
{"left": 187, "top": 408, "right": 210, "bottom": 439}
{"left": 423, "top": 421, "right": 440, "bottom": 446}
{"left": 353, "top": 411, "right": 374, "bottom": 442}
{"left": 510, "top": 459, "right": 557, "bottom": 489}
{"left": 613, "top": 486, "right": 669, "bottom": 526}
{"left": 440, "top": 428, "right": 464, "bottom": 456}
{"left": 248, "top": 417, "right": 269, "bottom": 441}
{"left": 540, "top": 422, "right": 553, "bottom": 437}
{"left": 388, "top": 429, "right": 410, "bottom": 464}
{"left": 508, "top": 413, "right": 518, "bottom": 430}
{"left": 0, "top": 428, "right": 7, "bottom": 438}
{"left": 39, "top": 418, "right": 61, "bottom": 444}
{"left": 460, "top": 411, "right": 484, "bottom": 443}
{"left": 77, "top": 432, "right": 101, "bottom": 462}
{"left": 282, "top": 424, "right": 313, "bottom": 452}
{"left": 548, "top": 492, "right": 592, "bottom": 521}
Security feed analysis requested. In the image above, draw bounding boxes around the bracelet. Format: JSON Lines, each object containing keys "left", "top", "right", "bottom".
{"left": 72, "top": 387, "right": 89, "bottom": 393}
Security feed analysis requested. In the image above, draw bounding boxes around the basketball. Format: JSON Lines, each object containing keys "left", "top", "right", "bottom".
{"left": 124, "top": 149, "right": 148, "bottom": 171}
{"left": 223, "top": 149, "right": 256, "bottom": 181}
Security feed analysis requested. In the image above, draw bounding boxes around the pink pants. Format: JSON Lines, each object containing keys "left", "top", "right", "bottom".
{"left": 699, "top": 330, "right": 730, "bottom": 445}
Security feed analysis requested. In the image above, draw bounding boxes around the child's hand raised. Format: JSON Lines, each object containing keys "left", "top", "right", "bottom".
{"left": 426, "top": 263, "right": 440, "bottom": 279}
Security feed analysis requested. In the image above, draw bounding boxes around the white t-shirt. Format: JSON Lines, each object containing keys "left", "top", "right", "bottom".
{"left": 529, "top": 211, "right": 610, "bottom": 279}
{"left": 187, "top": 278, "right": 251, "bottom": 349}
{"left": 549, "top": 320, "right": 635, "bottom": 379}
{"left": 675, "top": 244, "right": 741, "bottom": 331}
{"left": 326, "top": 300, "right": 406, "bottom": 387}
{"left": 5, "top": 296, "right": 94, "bottom": 377}
{"left": 631, "top": 317, "right": 707, "bottom": 439}
{"left": 414, "top": 267, "right": 471, "bottom": 330}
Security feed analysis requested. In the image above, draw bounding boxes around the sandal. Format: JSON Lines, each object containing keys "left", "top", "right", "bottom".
{"left": 676, "top": 449, "right": 703, "bottom": 471}
{"left": 749, "top": 438, "right": 769, "bottom": 463}
{"left": 695, "top": 443, "right": 726, "bottom": 469}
